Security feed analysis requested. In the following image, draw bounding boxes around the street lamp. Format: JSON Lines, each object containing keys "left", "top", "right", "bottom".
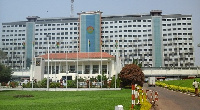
{"left": 46, "top": 34, "right": 51, "bottom": 91}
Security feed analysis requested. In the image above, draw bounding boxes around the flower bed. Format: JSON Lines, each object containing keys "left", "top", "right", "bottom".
{"left": 156, "top": 82, "right": 197, "bottom": 94}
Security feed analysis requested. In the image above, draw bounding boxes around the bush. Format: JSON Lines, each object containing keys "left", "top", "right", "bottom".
{"left": 67, "top": 80, "right": 76, "bottom": 88}
{"left": 110, "top": 75, "right": 120, "bottom": 88}
{"left": 50, "top": 82, "right": 60, "bottom": 88}
{"left": 41, "top": 78, "right": 47, "bottom": 88}
{"left": 9, "top": 81, "right": 19, "bottom": 88}
{"left": 156, "top": 81, "right": 197, "bottom": 94}
{"left": 23, "top": 82, "right": 31, "bottom": 88}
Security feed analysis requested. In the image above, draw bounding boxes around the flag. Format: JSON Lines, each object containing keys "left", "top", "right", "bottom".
{"left": 32, "top": 41, "right": 35, "bottom": 47}
{"left": 56, "top": 42, "right": 59, "bottom": 48}
{"left": 88, "top": 40, "right": 90, "bottom": 47}
{"left": 115, "top": 40, "right": 118, "bottom": 49}
{"left": 22, "top": 42, "right": 25, "bottom": 47}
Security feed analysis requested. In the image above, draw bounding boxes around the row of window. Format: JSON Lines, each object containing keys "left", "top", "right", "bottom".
{"left": 164, "top": 63, "right": 194, "bottom": 67}
{"left": 2, "top": 29, "right": 26, "bottom": 32}
{"left": 2, "top": 34, "right": 26, "bottom": 37}
{"left": 163, "top": 33, "right": 192, "bottom": 36}
{"left": 104, "top": 48, "right": 153, "bottom": 53}
{"left": 102, "top": 20, "right": 152, "bottom": 24}
{"left": 102, "top": 24, "right": 151, "bottom": 29}
{"left": 2, "top": 38, "right": 25, "bottom": 41}
{"left": 163, "top": 38, "right": 193, "bottom": 41}
{"left": 163, "top": 28, "right": 192, "bottom": 31}
{"left": 164, "top": 48, "right": 193, "bottom": 51}
{"left": 35, "top": 23, "right": 78, "bottom": 27}
{"left": 3, "top": 25, "right": 26, "bottom": 28}
{"left": 35, "top": 27, "right": 78, "bottom": 31}
{"left": 162, "top": 23, "right": 191, "bottom": 26}
{"left": 35, "top": 31, "right": 78, "bottom": 36}
{"left": 103, "top": 29, "right": 151, "bottom": 33}
{"left": 162, "top": 17, "right": 191, "bottom": 21}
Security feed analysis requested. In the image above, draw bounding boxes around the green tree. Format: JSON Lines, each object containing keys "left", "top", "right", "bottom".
{"left": 119, "top": 64, "right": 144, "bottom": 87}
{"left": 110, "top": 75, "right": 120, "bottom": 88}
{"left": 0, "top": 63, "right": 12, "bottom": 83}
{"left": 0, "top": 50, "right": 7, "bottom": 63}
{"left": 132, "top": 58, "right": 142, "bottom": 68}
{"left": 97, "top": 73, "right": 107, "bottom": 82}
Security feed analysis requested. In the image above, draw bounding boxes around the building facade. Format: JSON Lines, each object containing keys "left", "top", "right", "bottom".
{"left": 1, "top": 10, "right": 195, "bottom": 71}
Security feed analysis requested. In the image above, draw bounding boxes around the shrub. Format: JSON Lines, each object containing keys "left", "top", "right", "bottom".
{"left": 110, "top": 75, "right": 120, "bottom": 88}
{"left": 23, "top": 82, "right": 31, "bottom": 88}
{"left": 41, "top": 78, "right": 47, "bottom": 88}
{"left": 67, "top": 80, "right": 76, "bottom": 88}
{"left": 50, "top": 82, "right": 60, "bottom": 88}
{"left": 9, "top": 81, "right": 18, "bottom": 88}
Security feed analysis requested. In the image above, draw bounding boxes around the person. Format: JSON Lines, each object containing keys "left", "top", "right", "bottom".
{"left": 192, "top": 80, "right": 199, "bottom": 96}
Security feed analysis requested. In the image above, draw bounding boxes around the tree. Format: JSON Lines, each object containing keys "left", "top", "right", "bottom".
{"left": 0, "top": 50, "right": 7, "bottom": 63}
{"left": 132, "top": 58, "right": 142, "bottom": 68}
{"left": 119, "top": 64, "right": 144, "bottom": 87}
{"left": 0, "top": 63, "right": 13, "bottom": 83}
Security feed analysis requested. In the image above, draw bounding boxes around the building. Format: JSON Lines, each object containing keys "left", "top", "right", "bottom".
{"left": 34, "top": 52, "right": 116, "bottom": 81}
{"left": 1, "top": 10, "right": 195, "bottom": 72}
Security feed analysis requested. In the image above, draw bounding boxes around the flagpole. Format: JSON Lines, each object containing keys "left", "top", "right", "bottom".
{"left": 32, "top": 41, "right": 34, "bottom": 89}
{"left": 22, "top": 45, "right": 24, "bottom": 83}
{"left": 115, "top": 40, "right": 118, "bottom": 88}
{"left": 47, "top": 35, "right": 50, "bottom": 91}
{"left": 65, "top": 42, "right": 68, "bottom": 89}
{"left": 88, "top": 39, "right": 90, "bottom": 88}
{"left": 77, "top": 38, "right": 79, "bottom": 89}
{"left": 101, "top": 40, "right": 102, "bottom": 88}
{"left": 88, "top": 39, "right": 89, "bottom": 60}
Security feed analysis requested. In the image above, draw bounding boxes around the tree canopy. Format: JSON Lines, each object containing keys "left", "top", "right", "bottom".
{"left": 0, "top": 63, "right": 13, "bottom": 83}
{"left": 0, "top": 50, "right": 7, "bottom": 63}
{"left": 119, "top": 64, "right": 144, "bottom": 87}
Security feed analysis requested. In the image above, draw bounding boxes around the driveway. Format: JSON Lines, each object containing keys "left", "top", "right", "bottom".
{"left": 143, "top": 83, "right": 200, "bottom": 110}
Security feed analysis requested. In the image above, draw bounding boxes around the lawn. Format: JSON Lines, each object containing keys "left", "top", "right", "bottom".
{"left": 161, "top": 78, "right": 200, "bottom": 88}
{"left": 0, "top": 89, "right": 133, "bottom": 110}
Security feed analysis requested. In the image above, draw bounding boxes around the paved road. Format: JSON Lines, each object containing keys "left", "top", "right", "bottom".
{"left": 143, "top": 83, "right": 200, "bottom": 110}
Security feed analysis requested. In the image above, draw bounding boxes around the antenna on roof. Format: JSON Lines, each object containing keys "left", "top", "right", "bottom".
{"left": 70, "top": 0, "right": 74, "bottom": 17}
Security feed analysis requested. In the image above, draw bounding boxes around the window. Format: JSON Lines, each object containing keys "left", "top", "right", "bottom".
{"left": 93, "top": 65, "right": 99, "bottom": 74}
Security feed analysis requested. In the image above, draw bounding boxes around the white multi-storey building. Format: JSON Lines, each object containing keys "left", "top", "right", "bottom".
{"left": 1, "top": 10, "right": 195, "bottom": 70}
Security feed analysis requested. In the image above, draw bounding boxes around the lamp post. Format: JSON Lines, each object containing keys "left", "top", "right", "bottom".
{"left": 46, "top": 34, "right": 50, "bottom": 91}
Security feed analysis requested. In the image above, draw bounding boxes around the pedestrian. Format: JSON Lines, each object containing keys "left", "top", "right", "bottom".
{"left": 192, "top": 80, "right": 199, "bottom": 96}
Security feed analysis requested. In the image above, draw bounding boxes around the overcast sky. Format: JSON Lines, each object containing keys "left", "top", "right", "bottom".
{"left": 0, "top": 0, "right": 200, "bottom": 66}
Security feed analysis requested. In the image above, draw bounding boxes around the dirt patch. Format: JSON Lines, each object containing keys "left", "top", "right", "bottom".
{"left": 13, "top": 95, "right": 34, "bottom": 98}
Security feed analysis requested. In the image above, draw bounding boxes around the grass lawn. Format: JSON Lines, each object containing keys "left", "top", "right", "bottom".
{"left": 0, "top": 89, "right": 133, "bottom": 110}
{"left": 161, "top": 78, "right": 200, "bottom": 88}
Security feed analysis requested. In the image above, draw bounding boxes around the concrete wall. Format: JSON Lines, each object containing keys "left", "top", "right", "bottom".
{"left": 143, "top": 68, "right": 199, "bottom": 77}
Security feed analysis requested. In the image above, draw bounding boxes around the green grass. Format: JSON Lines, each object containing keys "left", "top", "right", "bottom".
{"left": 161, "top": 78, "right": 200, "bottom": 88}
{"left": 0, "top": 89, "right": 135, "bottom": 110}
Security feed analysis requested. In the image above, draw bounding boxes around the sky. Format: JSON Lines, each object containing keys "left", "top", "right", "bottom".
{"left": 0, "top": 0, "right": 200, "bottom": 66}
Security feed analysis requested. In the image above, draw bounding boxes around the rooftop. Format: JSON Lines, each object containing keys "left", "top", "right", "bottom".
{"left": 39, "top": 52, "right": 115, "bottom": 60}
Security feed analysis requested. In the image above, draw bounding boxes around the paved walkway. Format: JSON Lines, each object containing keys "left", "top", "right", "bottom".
{"left": 144, "top": 83, "right": 200, "bottom": 110}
